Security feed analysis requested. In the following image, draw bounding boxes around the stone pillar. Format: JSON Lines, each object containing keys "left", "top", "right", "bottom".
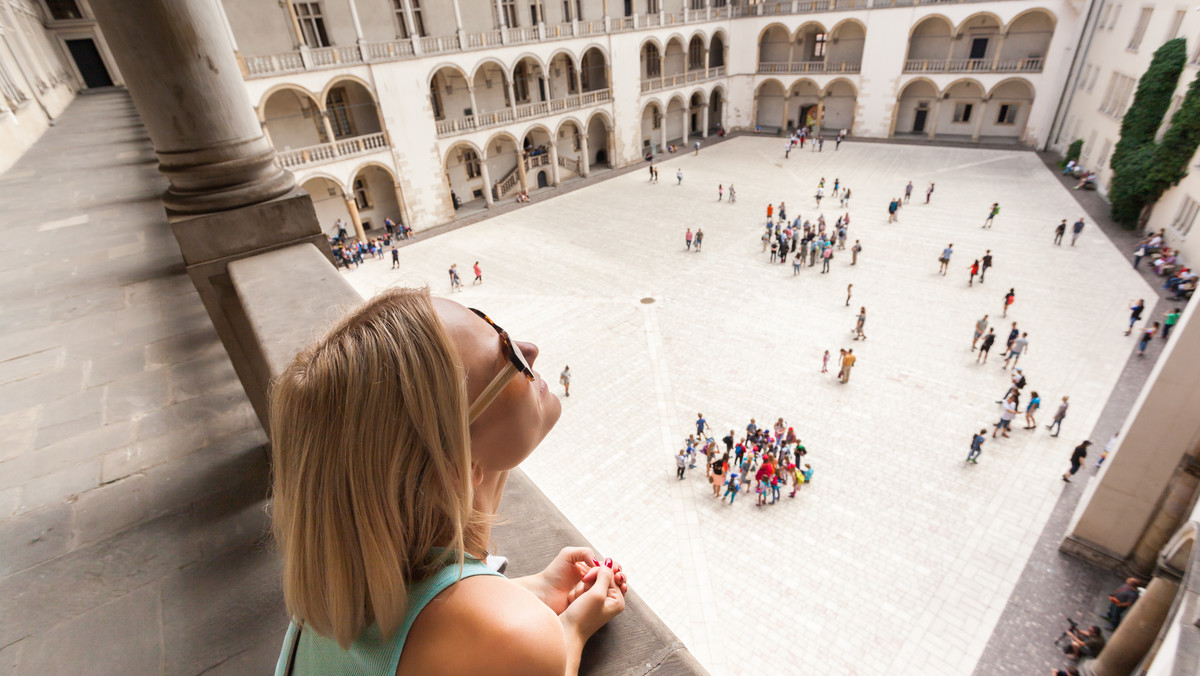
{"left": 284, "top": 0, "right": 306, "bottom": 48}
{"left": 480, "top": 160, "right": 494, "bottom": 205}
{"left": 506, "top": 78, "right": 517, "bottom": 112}
{"left": 346, "top": 0, "right": 365, "bottom": 43}
{"left": 516, "top": 152, "right": 528, "bottom": 192}
{"left": 548, "top": 142, "right": 560, "bottom": 185}
{"left": 572, "top": 63, "right": 582, "bottom": 95}
{"left": 991, "top": 32, "right": 1006, "bottom": 70}
{"left": 451, "top": 0, "right": 465, "bottom": 47}
{"left": 971, "top": 98, "right": 987, "bottom": 142}
{"left": 703, "top": 48, "right": 710, "bottom": 79}
{"left": 1086, "top": 576, "right": 1179, "bottom": 676}
{"left": 345, "top": 197, "right": 367, "bottom": 242}
{"left": 659, "top": 116, "right": 667, "bottom": 152}
{"left": 89, "top": 0, "right": 331, "bottom": 428}
{"left": 681, "top": 108, "right": 689, "bottom": 145}
{"left": 928, "top": 99, "right": 941, "bottom": 140}
{"left": 321, "top": 111, "right": 337, "bottom": 144}
{"left": 579, "top": 131, "right": 591, "bottom": 177}
{"left": 701, "top": 105, "right": 709, "bottom": 138}
{"left": 782, "top": 97, "right": 791, "bottom": 131}
{"left": 606, "top": 127, "right": 614, "bottom": 167}
{"left": 393, "top": 182, "right": 412, "bottom": 228}
{"left": 1131, "top": 469, "right": 1200, "bottom": 574}
{"left": 467, "top": 86, "right": 479, "bottom": 121}
{"left": 1062, "top": 303, "right": 1200, "bottom": 569}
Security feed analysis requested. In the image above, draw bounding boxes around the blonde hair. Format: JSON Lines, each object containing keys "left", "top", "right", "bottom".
{"left": 270, "top": 287, "right": 488, "bottom": 648}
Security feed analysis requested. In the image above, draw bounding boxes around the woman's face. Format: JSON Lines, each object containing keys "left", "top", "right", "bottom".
{"left": 434, "top": 298, "right": 561, "bottom": 472}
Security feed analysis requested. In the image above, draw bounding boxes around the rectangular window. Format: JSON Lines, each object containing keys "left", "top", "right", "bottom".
{"left": 1168, "top": 9, "right": 1186, "bottom": 41}
{"left": 326, "top": 87, "right": 355, "bottom": 138}
{"left": 646, "top": 0, "right": 660, "bottom": 13}
{"left": 1099, "top": 5, "right": 1112, "bottom": 27}
{"left": 1097, "top": 138, "right": 1113, "bottom": 168}
{"left": 501, "top": 0, "right": 519, "bottom": 27}
{"left": 1088, "top": 66, "right": 1101, "bottom": 93}
{"left": 1128, "top": 7, "right": 1153, "bottom": 50}
{"left": 1109, "top": 5, "right": 1122, "bottom": 30}
{"left": 1172, "top": 195, "right": 1200, "bottom": 235}
{"left": 411, "top": 0, "right": 426, "bottom": 37}
{"left": 562, "top": 0, "right": 572, "bottom": 21}
{"left": 295, "top": 2, "right": 330, "bottom": 48}
{"left": 464, "top": 149, "right": 481, "bottom": 179}
{"left": 653, "top": 107, "right": 661, "bottom": 129}
{"left": 814, "top": 33, "right": 827, "bottom": 58}
{"left": 953, "top": 103, "right": 973, "bottom": 123}
{"left": 996, "top": 103, "right": 1018, "bottom": 125}
{"left": 393, "top": 0, "right": 426, "bottom": 38}
{"left": 353, "top": 178, "right": 371, "bottom": 210}
{"left": 1078, "top": 64, "right": 1092, "bottom": 91}
{"left": 44, "top": 0, "right": 82, "bottom": 20}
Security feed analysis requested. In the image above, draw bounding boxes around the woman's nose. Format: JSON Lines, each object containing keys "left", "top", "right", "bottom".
{"left": 516, "top": 340, "right": 538, "bottom": 367}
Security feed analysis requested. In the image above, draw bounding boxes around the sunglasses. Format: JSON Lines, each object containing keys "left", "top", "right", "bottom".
{"left": 467, "top": 308, "right": 535, "bottom": 424}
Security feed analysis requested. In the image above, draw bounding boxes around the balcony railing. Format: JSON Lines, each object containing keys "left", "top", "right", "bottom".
{"left": 276, "top": 132, "right": 388, "bottom": 169}
{"left": 756, "top": 61, "right": 863, "bottom": 74}
{"left": 434, "top": 89, "right": 612, "bottom": 137}
{"left": 903, "top": 56, "right": 1045, "bottom": 73}
{"left": 638, "top": 65, "right": 728, "bottom": 93}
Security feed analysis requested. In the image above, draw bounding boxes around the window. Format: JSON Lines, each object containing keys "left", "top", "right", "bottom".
{"left": 1078, "top": 64, "right": 1092, "bottom": 91}
{"left": 1083, "top": 130, "right": 1097, "bottom": 160}
{"left": 1168, "top": 10, "right": 1186, "bottom": 41}
{"left": 393, "top": 0, "right": 426, "bottom": 38}
{"left": 647, "top": 0, "right": 660, "bottom": 13}
{"left": 463, "top": 149, "right": 482, "bottom": 179}
{"left": 690, "top": 0, "right": 705, "bottom": 7}
{"left": 953, "top": 103, "right": 973, "bottom": 123}
{"left": 813, "top": 33, "right": 827, "bottom": 58}
{"left": 1128, "top": 7, "right": 1153, "bottom": 50}
{"left": 688, "top": 41, "right": 704, "bottom": 70}
{"left": 501, "top": 0, "right": 518, "bottom": 27}
{"left": 1087, "top": 66, "right": 1101, "bottom": 93}
{"left": 1171, "top": 196, "right": 1200, "bottom": 235}
{"left": 562, "top": 0, "right": 572, "bottom": 21}
{"left": 326, "top": 87, "right": 355, "bottom": 138}
{"left": 996, "top": 103, "right": 1018, "bottom": 125}
{"left": 353, "top": 178, "right": 371, "bottom": 210}
{"left": 1099, "top": 5, "right": 1112, "bottom": 27}
{"left": 653, "top": 107, "right": 661, "bottom": 129}
{"left": 44, "top": 0, "right": 82, "bottom": 20}
{"left": 295, "top": 2, "right": 330, "bottom": 47}
{"left": 1100, "top": 72, "right": 1137, "bottom": 118}
{"left": 1109, "top": 5, "right": 1123, "bottom": 29}
{"left": 1096, "top": 138, "right": 1113, "bottom": 168}
{"left": 645, "top": 45, "right": 661, "bottom": 77}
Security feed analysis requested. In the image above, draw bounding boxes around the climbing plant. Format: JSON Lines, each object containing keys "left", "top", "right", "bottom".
{"left": 1065, "top": 139, "right": 1083, "bottom": 164}
{"left": 1145, "top": 68, "right": 1200, "bottom": 202}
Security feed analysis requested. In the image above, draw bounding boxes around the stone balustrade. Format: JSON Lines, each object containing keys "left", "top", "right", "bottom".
{"left": 755, "top": 61, "right": 863, "bottom": 74}
{"left": 275, "top": 132, "right": 388, "bottom": 169}
{"left": 639, "top": 67, "right": 727, "bottom": 94}
{"left": 902, "top": 56, "right": 1045, "bottom": 73}
{"left": 434, "top": 89, "right": 611, "bottom": 137}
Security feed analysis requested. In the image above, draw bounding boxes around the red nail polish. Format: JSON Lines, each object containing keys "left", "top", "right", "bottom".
{"left": 604, "top": 558, "right": 613, "bottom": 568}
{"left": 592, "top": 558, "right": 600, "bottom": 566}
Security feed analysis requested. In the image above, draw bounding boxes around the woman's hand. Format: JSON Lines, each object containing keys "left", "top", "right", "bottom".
{"left": 559, "top": 563, "right": 625, "bottom": 645}
{"left": 518, "top": 547, "right": 628, "bottom": 614}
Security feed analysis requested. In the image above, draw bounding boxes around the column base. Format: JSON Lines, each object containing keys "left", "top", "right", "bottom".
{"left": 1060, "top": 534, "right": 1135, "bottom": 573}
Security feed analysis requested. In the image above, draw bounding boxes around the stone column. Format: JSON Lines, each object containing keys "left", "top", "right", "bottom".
{"left": 681, "top": 107, "right": 689, "bottom": 145}
{"left": 572, "top": 63, "right": 582, "bottom": 95}
{"left": 480, "top": 160, "right": 494, "bottom": 205}
{"left": 467, "top": 85, "right": 479, "bottom": 122}
{"left": 703, "top": 48, "right": 709, "bottom": 79}
{"left": 89, "top": 0, "right": 330, "bottom": 428}
{"left": 782, "top": 97, "right": 791, "bottom": 131}
{"left": 991, "top": 32, "right": 1006, "bottom": 70}
{"left": 283, "top": 0, "right": 306, "bottom": 48}
{"left": 321, "top": 110, "right": 337, "bottom": 144}
{"left": 506, "top": 77, "right": 517, "bottom": 113}
{"left": 393, "top": 182, "right": 412, "bottom": 229}
{"left": 345, "top": 196, "right": 367, "bottom": 242}
{"left": 515, "top": 152, "right": 528, "bottom": 192}
{"left": 701, "top": 104, "right": 709, "bottom": 138}
{"left": 346, "top": 0, "right": 365, "bottom": 43}
{"left": 605, "top": 127, "right": 614, "bottom": 167}
{"left": 451, "top": 0, "right": 466, "bottom": 47}
{"left": 928, "top": 99, "right": 941, "bottom": 140}
{"left": 579, "top": 132, "right": 591, "bottom": 177}
{"left": 971, "top": 98, "right": 987, "bottom": 141}
{"left": 548, "top": 142, "right": 560, "bottom": 185}
{"left": 659, "top": 116, "right": 667, "bottom": 152}
{"left": 1086, "top": 575, "right": 1179, "bottom": 676}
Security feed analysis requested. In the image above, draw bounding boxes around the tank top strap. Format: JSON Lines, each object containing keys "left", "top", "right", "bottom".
{"left": 274, "top": 556, "right": 502, "bottom": 676}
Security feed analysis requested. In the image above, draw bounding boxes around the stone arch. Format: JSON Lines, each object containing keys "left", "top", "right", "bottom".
{"left": 579, "top": 45, "right": 609, "bottom": 91}
{"left": 258, "top": 83, "right": 322, "bottom": 119}
{"left": 758, "top": 23, "right": 791, "bottom": 65}
{"left": 1163, "top": 522, "right": 1198, "bottom": 572}
{"left": 786, "top": 78, "right": 821, "bottom": 129}
{"left": 641, "top": 38, "right": 664, "bottom": 80}
{"left": 426, "top": 63, "right": 470, "bottom": 89}
{"left": 709, "top": 30, "right": 727, "bottom": 69}
{"left": 828, "top": 19, "right": 866, "bottom": 69}
{"left": 1001, "top": 9, "right": 1055, "bottom": 68}
{"left": 1004, "top": 7, "right": 1057, "bottom": 33}
{"left": 754, "top": 79, "right": 787, "bottom": 130}
{"left": 545, "top": 47, "right": 577, "bottom": 69}
{"left": 892, "top": 77, "right": 941, "bottom": 137}
{"left": 318, "top": 74, "right": 375, "bottom": 106}
{"left": 793, "top": 21, "right": 830, "bottom": 63}
{"left": 955, "top": 11, "right": 1005, "bottom": 37}
{"left": 756, "top": 22, "right": 790, "bottom": 44}
{"left": 469, "top": 56, "right": 510, "bottom": 82}
{"left": 687, "top": 34, "right": 706, "bottom": 71}
{"left": 555, "top": 115, "right": 586, "bottom": 137}
{"left": 987, "top": 77, "right": 1035, "bottom": 100}
{"left": 429, "top": 65, "right": 472, "bottom": 121}
{"left": 942, "top": 77, "right": 987, "bottom": 98}
{"left": 470, "top": 59, "right": 511, "bottom": 116}
{"left": 641, "top": 99, "right": 664, "bottom": 152}
{"left": 301, "top": 175, "right": 354, "bottom": 239}
{"left": 299, "top": 171, "right": 347, "bottom": 194}
{"left": 665, "top": 94, "right": 686, "bottom": 143}
{"left": 984, "top": 77, "right": 1035, "bottom": 140}
{"left": 585, "top": 110, "right": 612, "bottom": 167}
{"left": 708, "top": 86, "right": 724, "bottom": 133}
{"left": 663, "top": 35, "right": 687, "bottom": 78}
{"left": 793, "top": 20, "right": 829, "bottom": 42}
{"left": 638, "top": 35, "right": 665, "bottom": 55}
{"left": 907, "top": 14, "right": 954, "bottom": 41}
{"left": 823, "top": 78, "right": 857, "bottom": 132}
{"left": 261, "top": 86, "right": 327, "bottom": 150}
{"left": 323, "top": 77, "right": 382, "bottom": 139}
{"left": 443, "top": 140, "right": 488, "bottom": 209}
{"left": 345, "top": 160, "right": 396, "bottom": 189}
{"left": 483, "top": 130, "right": 521, "bottom": 159}
{"left": 483, "top": 131, "right": 522, "bottom": 200}
{"left": 348, "top": 162, "right": 401, "bottom": 234}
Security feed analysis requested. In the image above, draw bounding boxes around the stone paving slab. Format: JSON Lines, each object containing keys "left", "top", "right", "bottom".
{"left": 347, "top": 136, "right": 1155, "bottom": 675}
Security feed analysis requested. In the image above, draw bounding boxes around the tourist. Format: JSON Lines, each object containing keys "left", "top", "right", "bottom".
{"left": 1003, "top": 332, "right": 1029, "bottom": 370}
{"left": 723, "top": 470, "right": 740, "bottom": 503}
{"left": 694, "top": 229, "right": 704, "bottom": 252}
{"left": 648, "top": 164, "right": 654, "bottom": 182}
{"left": 717, "top": 184, "right": 723, "bottom": 201}
{"left": 449, "top": 264, "right": 463, "bottom": 292}
{"left": 887, "top": 198, "right": 898, "bottom": 223}
{"left": 1071, "top": 218, "right": 1086, "bottom": 245}
{"left": 269, "top": 289, "right": 626, "bottom": 673}
{"left": 904, "top": 181, "right": 913, "bottom": 203}
{"left": 973, "top": 315, "right": 989, "bottom": 351}
{"left": 1001, "top": 322, "right": 1020, "bottom": 357}
{"left": 1002, "top": 288, "right": 1015, "bottom": 318}
{"left": 998, "top": 367, "right": 1026, "bottom": 404}
{"left": 1046, "top": 396, "right": 1070, "bottom": 436}
{"left": 728, "top": 184, "right": 736, "bottom": 202}
{"left": 840, "top": 349, "right": 856, "bottom": 383}
{"left": 1062, "top": 441, "right": 1091, "bottom": 482}
{"left": 925, "top": 182, "right": 935, "bottom": 203}
{"left": 1054, "top": 219, "right": 1067, "bottom": 246}
{"left": 815, "top": 185, "right": 824, "bottom": 206}
{"left": 793, "top": 252, "right": 802, "bottom": 276}
{"left": 559, "top": 365, "right": 571, "bottom": 397}
{"left": 694, "top": 140, "right": 700, "bottom": 155}
{"left": 1024, "top": 391, "right": 1041, "bottom": 429}
{"left": 967, "top": 429, "right": 985, "bottom": 463}
{"left": 822, "top": 350, "right": 830, "bottom": 373}
{"left": 977, "top": 329, "right": 996, "bottom": 363}
{"left": 770, "top": 239, "right": 779, "bottom": 263}
{"left": 853, "top": 307, "right": 867, "bottom": 341}
{"left": 1125, "top": 299, "right": 1145, "bottom": 335}
{"left": 1163, "top": 307, "right": 1181, "bottom": 339}
{"left": 993, "top": 396, "right": 1017, "bottom": 438}
{"left": 1097, "top": 432, "right": 1118, "bottom": 468}
{"left": 846, "top": 283, "right": 853, "bottom": 307}
{"left": 1133, "top": 239, "right": 1150, "bottom": 268}
{"left": 767, "top": 203, "right": 774, "bottom": 220}
{"left": 980, "top": 249, "right": 993, "bottom": 283}
{"left": 391, "top": 245, "right": 400, "bottom": 269}
{"left": 675, "top": 449, "right": 687, "bottom": 479}
{"left": 851, "top": 239, "right": 862, "bottom": 265}
{"left": 696, "top": 412, "right": 710, "bottom": 439}
{"left": 821, "top": 244, "right": 833, "bottom": 272}
{"left": 1137, "top": 322, "right": 1159, "bottom": 356}
{"left": 685, "top": 228, "right": 693, "bottom": 251}
{"left": 710, "top": 453, "right": 727, "bottom": 497}
{"left": 983, "top": 202, "right": 1000, "bottom": 228}
{"left": 968, "top": 259, "right": 980, "bottom": 286}
{"left": 676, "top": 169, "right": 682, "bottom": 185}
{"left": 1104, "top": 578, "right": 1141, "bottom": 628}
{"left": 939, "top": 243, "right": 953, "bottom": 275}
{"left": 832, "top": 178, "right": 840, "bottom": 197}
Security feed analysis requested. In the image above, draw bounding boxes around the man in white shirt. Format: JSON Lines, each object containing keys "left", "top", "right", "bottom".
{"left": 993, "top": 398, "right": 1018, "bottom": 438}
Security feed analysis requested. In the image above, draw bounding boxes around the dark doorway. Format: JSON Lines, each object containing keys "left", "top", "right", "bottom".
{"left": 66, "top": 39, "right": 113, "bottom": 88}
{"left": 969, "top": 38, "right": 988, "bottom": 60}
{"left": 596, "top": 148, "right": 607, "bottom": 164}
{"left": 913, "top": 107, "right": 928, "bottom": 133}
{"left": 537, "top": 170, "right": 549, "bottom": 188}
{"left": 798, "top": 104, "right": 816, "bottom": 128}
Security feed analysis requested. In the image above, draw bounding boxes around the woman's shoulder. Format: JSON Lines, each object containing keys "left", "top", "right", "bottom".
{"left": 399, "top": 575, "right": 564, "bottom": 676}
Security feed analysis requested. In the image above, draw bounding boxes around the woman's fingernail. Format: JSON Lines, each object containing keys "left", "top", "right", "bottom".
{"left": 592, "top": 557, "right": 600, "bottom": 566}
{"left": 604, "top": 558, "right": 613, "bottom": 568}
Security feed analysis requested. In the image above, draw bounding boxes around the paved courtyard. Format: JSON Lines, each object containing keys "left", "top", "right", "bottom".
{"left": 347, "top": 137, "right": 1155, "bottom": 675}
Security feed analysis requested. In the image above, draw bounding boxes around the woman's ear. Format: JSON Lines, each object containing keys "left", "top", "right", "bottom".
{"left": 471, "top": 459, "right": 484, "bottom": 488}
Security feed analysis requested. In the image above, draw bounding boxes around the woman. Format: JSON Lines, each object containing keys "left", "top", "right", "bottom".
{"left": 968, "top": 259, "right": 980, "bottom": 287}
{"left": 711, "top": 452, "right": 728, "bottom": 497}
{"left": 1138, "top": 322, "right": 1160, "bottom": 356}
{"left": 272, "top": 289, "right": 626, "bottom": 675}
{"left": 1024, "top": 390, "right": 1041, "bottom": 430}
{"left": 1002, "top": 289, "right": 1015, "bottom": 317}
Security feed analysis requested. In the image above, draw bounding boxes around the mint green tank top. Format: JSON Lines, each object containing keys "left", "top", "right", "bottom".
{"left": 274, "top": 556, "right": 503, "bottom": 676}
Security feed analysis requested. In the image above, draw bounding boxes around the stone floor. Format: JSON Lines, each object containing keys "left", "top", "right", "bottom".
{"left": 346, "top": 136, "right": 1157, "bottom": 675}
{"left": 0, "top": 91, "right": 284, "bottom": 675}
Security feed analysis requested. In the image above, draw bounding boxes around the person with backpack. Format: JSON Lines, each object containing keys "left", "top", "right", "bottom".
{"left": 1137, "top": 322, "right": 1159, "bottom": 356}
{"left": 851, "top": 240, "right": 862, "bottom": 265}
{"left": 722, "top": 470, "right": 740, "bottom": 503}
{"left": 983, "top": 202, "right": 1000, "bottom": 228}
{"left": 1125, "top": 299, "right": 1145, "bottom": 335}
{"left": 967, "top": 430, "right": 985, "bottom": 463}
{"left": 1002, "top": 288, "right": 1015, "bottom": 318}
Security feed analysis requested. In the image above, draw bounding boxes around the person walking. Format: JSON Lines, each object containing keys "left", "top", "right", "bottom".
{"left": 1003, "top": 332, "right": 1029, "bottom": 369}
{"left": 559, "top": 365, "right": 571, "bottom": 396}
{"left": 728, "top": 184, "right": 736, "bottom": 203}
{"left": 685, "top": 228, "right": 693, "bottom": 251}
{"left": 449, "top": 264, "right": 463, "bottom": 292}
{"left": 391, "top": 245, "right": 400, "bottom": 269}
{"left": 652, "top": 166, "right": 658, "bottom": 183}
{"left": 1137, "top": 322, "right": 1159, "bottom": 356}
{"left": 1001, "top": 322, "right": 1019, "bottom": 357}
{"left": 770, "top": 239, "right": 779, "bottom": 263}
{"left": 1163, "top": 308, "right": 1182, "bottom": 339}
{"left": 839, "top": 349, "right": 856, "bottom": 384}
{"left": 793, "top": 252, "right": 803, "bottom": 276}
{"left": 767, "top": 203, "right": 774, "bottom": 220}
{"left": 967, "top": 429, "right": 986, "bottom": 463}
{"left": 1024, "top": 391, "right": 1041, "bottom": 429}
{"left": 973, "top": 315, "right": 989, "bottom": 351}
{"left": 710, "top": 453, "right": 727, "bottom": 497}
{"left": 983, "top": 202, "right": 1000, "bottom": 228}
{"left": 939, "top": 243, "right": 953, "bottom": 275}
{"left": 694, "top": 228, "right": 704, "bottom": 252}
{"left": 821, "top": 244, "right": 833, "bottom": 273}
{"left": 1002, "top": 288, "right": 1015, "bottom": 318}
{"left": 980, "top": 250, "right": 993, "bottom": 283}
{"left": 649, "top": 164, "right": 655, "bottom": 182}
{"left": 846, "top": 283, "right": 853, "bottom": 307}
{"left": 696, "top": 412, "right": 711, "bottom": 439}
{"left": 853, "top": 307, "right": 867, "bottom": 340}
{"left": 851, "top": 239, "right": 862, "bottom": 265}
{"left": 977, "top": 328, "right": 997, "bottom": 363}
{"left": 1125, "top": 299, "right": 1145, "bottom": 335}
{"left": 676, "top": 169, "right": 683, "bottom": 185}
{"left": 887, "top": 198, "right": 898, "bottom": 223}
{"left": 675, "top": 449, "right": 687, "bottom": 479}
{"left": 925, "top": 182, "right": 935, "bottom": 204}
{"left": 968, "top": 259, "right": 980, "bottom": 286}
{"left": 1046, "top": 396, "right": 1070, "bottom": 436}
{"left": 1054, "top": 220, "right": 1067, "bottom": 246}
{"left": 718, "top": 184, "right": 723, "bottom": 201}
{"left": 1071, "top": 218, "right": 1086, "bottom": 246}
{"left": 905, "top": 181, "right": 913, "bottom": 204}
{"left": 694, "top": 140, "right": 700, "bottom": 156}
{"left": 1062, "top": 441, "right": 1091, "bottom": 482}
{"left": 822, "top": 350, "right": 830, "bottom": 373}
{"left": 993, "top": 396, "right": 1018, "bottom": 438}
{"left": 472, "top": 261, "right": 483, "bottom": 285}
{"left": 722, "top": 471, "right": 740, "bottom": 503}
{"left": 815, "top": 186, "right": 824, "bottom": 206}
